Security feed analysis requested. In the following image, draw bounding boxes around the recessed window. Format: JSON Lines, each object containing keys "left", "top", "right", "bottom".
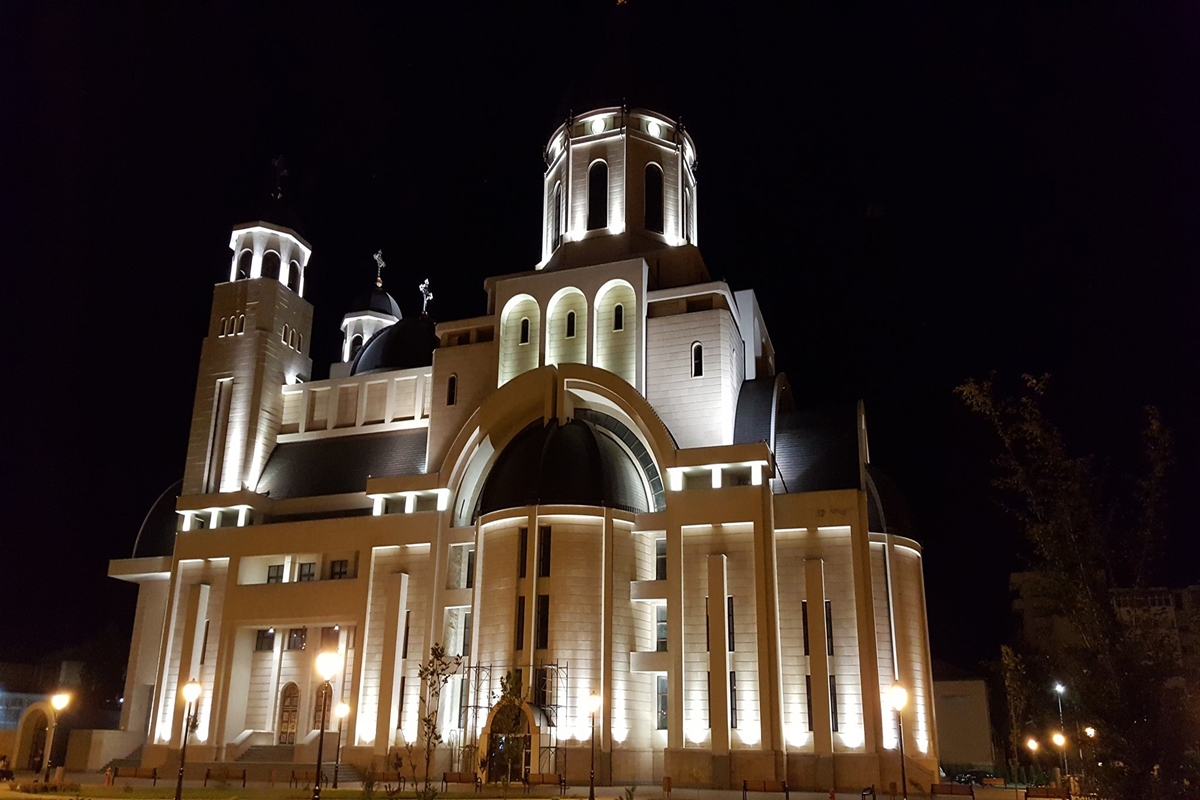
{"left": 297, "top": 562, "right": 316, "bottom": 582}
{"left": 727, "top": 596, "right": 736, "bottom": 651}
{"left": 537, "top": 526, "right": 552, "bottom": 577}
{"left": 286, "top": 627, "right": 307, "bottom": 650}
{"left": 520, "top": 317, "right": 530, "bottom": 345}
{"left": 613, "top": 304, "right": 624, "bottom": 332}
{"left": 566, "top": 311, "right": 576, "bottom": 339}
{"left": 535, "top": 594, "right": 550, "bottom": 649}
{"left": 655, "top": 538, "right": 667, "bottom": 581}
{"left": 730, "top": 671, "right": 739, "bottom": 728}
{"left": 255, "top": 629, "right": 275, "bottom": 652}
{"left": 552, "top": 182, "right": 563, "bottom": 251}
{"left": 401, "top": 610, "right": 411, "bottom": 658}
{"left": 287, "top": 261, "right": 301, "bottom": 294}
{"left": 282, "top": 324, "right": 289, "bottom": 344}
{"left": 829, "top": 676, "right": 839, "bottom": 732}
{"left": 587, "top": 161, "right": 608, "bottom": 230}
{"left": 825, "top": 600, "right": 834, "bottom": 656}
{"left": 236, "top": 315, "right": 245, "bottom": 335}
{"left": 691, "top": 342, "right": 704, "bottom": 377}
{"left": 805, "top": 674, "right": 814, "bottom": 731}
{"left": 645, "top": 164, "right": 664, "bottom": 233}
{"left": 262, "top": 251, "right": 281, "bottom": 280}
{"left": 518, "top": 527, "right": 528, "bottom": 579}
{"left": 330, "top": 559, "right": 349, "bottom": 580}
{"left": 465, "top": 547, "right": 476, "bottom": 589}
{"left": 267, "top": 564, "right": 284, "bottom": 584}
{"left": 533, "top": 667, "right": 549, "bottom": 707}
{"left": 683, "top": 188, "right": 693, "bottom": 243}
{"left": 802, "top": 600, "right": 810, "bottom": 656}
{"left": 238, "top": 250, "right": 253, "bottom": 280}
{"left": 446, "top": 374, "right": 458, "bottom": 407}
{"left": 219, "top": 318, "right": 228, "bottom": 337}
{"left": 656, "top": 604, "right": 668, "bottom": 652}
{"left": 656, "top": 675, "right": 668, "bottom": 730}
{"left": 515, "top": 596, "right": 526, "bottom": 651}
{"left": 320, "top": 626, "right": 340, "bottom": 651}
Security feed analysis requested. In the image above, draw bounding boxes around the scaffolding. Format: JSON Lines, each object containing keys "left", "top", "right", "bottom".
{"left": 532, "top": 659, "right": 568, "bottom": 776}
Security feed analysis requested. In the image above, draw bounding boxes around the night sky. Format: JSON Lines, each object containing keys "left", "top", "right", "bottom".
{"left": 3, "top": 3, "right": 1198, "bottom": 680}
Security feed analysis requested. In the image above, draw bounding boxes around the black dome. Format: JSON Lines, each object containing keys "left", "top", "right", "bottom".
{"left": 351, "top": 288, "right": 402, "bottom": 319}
{"left": 478, "top": 418, "right": 650, "bottom": 518}
{"left": 350, "top": 314, "right": 438, "bottom": 375}
{"left": 133, "top": 479, "right": 182, "bottom": 559}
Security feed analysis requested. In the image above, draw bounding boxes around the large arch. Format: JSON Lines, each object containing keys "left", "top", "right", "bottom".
{"left": 498, "top": 294, "right": 541, "bottom": 387}
{"left": 593, "top": 279, "right": 637, "bottom": 386}
{"left": 479, "top": 699, "right": 552, "bottom": 784}
{"left": 13, "top": 702, "right": 51, "bottom": 773}
{"left": 545, "top": 286, "right": 587, "bottom": 368}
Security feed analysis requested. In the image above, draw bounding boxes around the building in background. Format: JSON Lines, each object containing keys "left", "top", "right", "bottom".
{"left": 91, "top": 107, "right": 938, "bottom": 791}
{"left": 931, "top": 663, "right": 994, "bottom": 774}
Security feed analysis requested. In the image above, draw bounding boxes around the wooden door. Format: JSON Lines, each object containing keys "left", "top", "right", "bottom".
{"left": 278, "top": 683, "right": 300, "bottom": 745}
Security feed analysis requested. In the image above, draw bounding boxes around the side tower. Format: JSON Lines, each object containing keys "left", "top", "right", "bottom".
{"left": 181, "top": 221, "right": 314, "bottom": 498}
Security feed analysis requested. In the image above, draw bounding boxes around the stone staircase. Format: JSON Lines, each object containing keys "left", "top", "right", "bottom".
{"left": 104, "top": 745, "right": 144, "bottom": 770}
{"left": 236, "top": 745, "right": 296, "bottom": 763}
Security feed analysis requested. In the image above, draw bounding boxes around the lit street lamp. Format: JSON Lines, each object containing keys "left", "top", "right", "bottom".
{"left": 332, "top": 702, "right": 351, "bottom": 789}
{"left": 888, "top": 683, "right": 908, "bottom": 800}
{"left": 313, "top": 652, "right": 341, "bottom": 800}
{"left": 587, "top": 692, "right": 602, "bottom": 800}
{"left": 1084, "top": 726, "right": 1096, "bottom": 739}
{"left": 174, "top": 681, "right": 203, "bottom": 800}
{"left": 43, "top": 693, "right": 70, "bottom": 783}
{"left": 1052, "top": 683, "right": 1069, "bottom": 774}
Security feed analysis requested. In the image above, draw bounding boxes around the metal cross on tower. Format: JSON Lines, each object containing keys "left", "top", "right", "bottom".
{"left": 374, "top": 250, "right": 386, "bottom": 288}
{"left": 419, "top": 279, "right": 433, "bottom": 313}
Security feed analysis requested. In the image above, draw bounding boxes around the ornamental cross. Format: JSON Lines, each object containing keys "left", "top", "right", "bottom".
{"left": 374, "top": 250, "right": 386, "bottom": 288}
{"left": 419, "top": 279, "right": 433, "bottom": 313}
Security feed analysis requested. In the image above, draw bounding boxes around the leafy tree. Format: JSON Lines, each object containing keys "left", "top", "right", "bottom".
{"left": 958, "top": 374, "right": 1195, "bottom": 799}
{"left": 997, "top": 644, "right": 1031, "bottom": 773}
{"left": 404, "top": 643, "right": 462, "bottom": 800}
{"left": 488, "top": 671, "right": 527, "bottom": 796}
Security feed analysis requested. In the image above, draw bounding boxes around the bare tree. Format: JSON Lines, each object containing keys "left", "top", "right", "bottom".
{"left": 404, "top": 643, "right": 463, "bottom": 800}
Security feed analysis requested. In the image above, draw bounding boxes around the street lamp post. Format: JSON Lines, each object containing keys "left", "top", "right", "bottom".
{"left": 313, "top": 652, "right": 341, "bottom": 800}
{"left": 43, "top": 693, "right": 70, "bottom": 783}
{"left": 888, "top": 683, "right": 908, "bottom": 800}
{"left": 587, "top": 692, "right": 601, "bottom": 800}
{"left": 175, "top": 681, "right": 203, "bottom": 800}
{"left": 1053, "top": 683, "right": 1069, "bottom": 775}
{"left": 332, "top": 702, "right": 350, "bottom": 789}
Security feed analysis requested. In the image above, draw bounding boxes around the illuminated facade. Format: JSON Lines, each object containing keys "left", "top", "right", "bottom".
{"left": 106, "top": 107, "right": 938, "bottom": 791}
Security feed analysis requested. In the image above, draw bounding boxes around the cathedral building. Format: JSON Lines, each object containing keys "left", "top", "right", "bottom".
{"left": 99, "top": 107, "right": 938, "bottom": 791}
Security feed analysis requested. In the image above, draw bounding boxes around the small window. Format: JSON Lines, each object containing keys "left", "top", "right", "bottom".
{"left": 518, "top": 527, "right": 528, "bottom": 578}
{"left": 520, "top": 317, "right": 530, "bottom": 345}
{"left": 656, "top": 675, "right": 668, "bottom": 730}
{"left": 219, "top": 318, "right": 228, "bottom": 337}
{"left": 805, "top": 674, "right": 814, "bottom": 731}
{"left": 729, "top": 671, "right": 738, "bottom": 729}
{"left": 297, "top": 333, "right": 303, "bottom": 351}
{"left": 535, "top": 594, "right": 550, "bottom": 649}
{"left": 655, "top": 604, "right": 668, "bottom": 652}
{"left": 287, "top": 261, "right": 301, "bottom": 293}
{"left": 727, "top": 596, "right": 736, "bottom": 652}
{"left": 692, "top": 342, "right": 704, "bottom": 377}
{"left": 446, "top": 374, "right": 457, "bottom": 407}
{"left": 200, "top": 619, "right": 211, "bottom": 665}
{"left": 462, "top": 611, "right": 473, "bottom": 658}
{"left": 267, "top": 564, "right": 284, "bottom": 584}
{"left": 465, "top": 547, "right": 476, "bottom": 589}
{"left": 401, "top": 609, "right": 411, "bottom": 658}
{"left": 255, "top": 629, "right": 275, "bottom": 652}
{"left": 236, "top": 315, "right": 246, "bottom": 335}
{"left": 802, "top": 600, "right": 810, "bottom": 655}
{"left": 320, "top": 626, "right": 340, "bottom": 651}
{"left": 515, "top": 596, "right": 526, "bottom": 650}
{"left": 829, "top": 676, "right": 839, "bottom": 732}
{"left": 825, "top": 599, "right": 834, "bottom": 656}
{"left": 282, "top": 324, "right": 289, "bottom": 344}
{"left": 552, "top": 182, "right": 563, "bottom": 251}
{"left": 537, "top": 526, "right": 552, "bottom": 577}
{"left": 655, "top": 538, "right": 667, "bottom": 581}
{"left": 613, "top": 304, "right": 624, "bottom": 332}
{"left": 645, "top": 163, "right": 664, "bottom": 233}
{"left": 297, "top": 562, "right": 316, "bottom": 582}
{"left": 533, "top": 667, "right": 549, "bottom": 707}
{"left": 289, "top": 329, "right": 296, "bottom": 349}
{"left": 262, "top": 251, "right": 281, "bottom": 280}
{"left": 237, "top": 250, "right": 253, "bottom": 280}
{"left": 565, "top": 311, "right": 576, "bottom": 339}
{"left": 286, "top": 627, "right": 307, "bottom": 650}
{"left": 587, "top": 161, "right": 608, "bottom": 230}
{"left": 330, "top": 559, "right": 349, "bottom": 580}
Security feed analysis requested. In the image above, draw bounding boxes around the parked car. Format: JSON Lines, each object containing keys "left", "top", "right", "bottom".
{"left": 954, "top": 770, "right": 996, "bottom": 786}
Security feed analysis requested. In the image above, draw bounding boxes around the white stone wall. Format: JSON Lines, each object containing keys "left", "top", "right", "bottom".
{"left": 545, "top": 288, "right": 588, "bottom": 367}
{"left": 593, "top": 280, "right": 638, "bottom": 386}
{"left": 498, "top": 295, "right": 541, "bottom": 387}
{"left": 892, "top": 544, "right": 934, "bottom": 757}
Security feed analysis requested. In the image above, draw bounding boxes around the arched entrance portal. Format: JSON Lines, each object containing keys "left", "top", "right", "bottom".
{"left": 486, "top": 703, "right": 530, "bottom": 784}
{"left": 278, "top": 683, "right": 299, "bottom": 745}
{"left": 13, "top": 706, "right": 48, "bottom": 773}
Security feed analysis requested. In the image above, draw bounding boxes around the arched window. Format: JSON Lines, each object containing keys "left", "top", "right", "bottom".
{"left": 645, "top": 164, "right": 664, "bottom": 233}
{"left": 288, "top": 329, "right": 296, "bottom": 348}
{"left": 238, "top": 250, "right": 253, "bottom": 279}
{"left": 613, "top": 303, "right": 624, "bottom": 332}
{"left": 692, "top": 342, "right": 704, "bottom": 377}
{"left": 587, "top": 161, "right": 608, "bottom": 230}
{"left": 297, "top": 333, "right": 303, "bottom": 351}
{"left": 446, "top": 374, "right": 458, "bottom": 407}
{"left": 287, "top": 261, "right": 301, "bottom": 293}
{"left": 552, "top": 182, "right": 563, "bottom": 250}
{"left": 282, "top": 324, "right": 289, "bottom": 344}
{"left": 262, "top": 251, "right": 281, "bottom": 280}
{"left": 566, "top": 310, "right": 576, "bottom": 339}
{"left": 236, "top": 315, "right": 246, "bottom": 334}
{"left": 349, "top": 334, "right": 363, "bottom": 360}
{"left": 219, "top": 318, "right": 228, "bottom": 337}
{"left": 520, "top": 317, "right": 530, "bottom": 345}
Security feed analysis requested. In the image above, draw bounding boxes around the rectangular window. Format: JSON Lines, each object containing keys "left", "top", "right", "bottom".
{"left": 256, "top": 628, "right": 275, "bottom": 652}
{"left": 655, "top": 604, "right": 668, "bottom": 652}
{"left": 401, "top": 610, "right": 411, "bottom": 659}
{"left": 655, "top": 538, "right": 667, "bottom": 581}
{"left": 829, "top": 676, "right": 839, "bottom": 732}
{"left": 730, "top": 671, "right": 738, "bottom": 729}
{"left": 535, "top": 594, "right": 550, "bottom": 649}
{"left": 321, "top": 626, "right": 340, "bottom": 651}
{"left": 330, "top": 559, "right": 349, "bottom": 580}
{"left": 297, "top": 562, "right": 316, "bottom": 582}
{"left": 825, "top": 600, "right": 834, "bottom": 656}
{"left": 802, "top": 600, "right": 810, "bottom": 656}
{"left": 267, "top": 564, "right": 284, "bottom": 584}
{"left": 287, "top": 627, "right": 307, "bottom": 650}
{"left": 727, "top": 596, "right": 736, "bottom": 652}
{"left": 398, "top": 675, "right": 406, "bottom": 718}
{"left": 462, "top": 611, "right": 473, "bottom": 658}
{"left": 199, "top": 620, "right": 211, "bottom": 665}
{"left": 518, "top": 527, "right": 528, "bottom": 578}
{"left": 465, "top": 548, "right": 476, "bottom": 589}
{"left": 805, "top": 674, "right": 814, "bottom": 732}
{"left": 515, "top": 596, "right": 526, "bottom": 650}
{"left": 458, "top": 676, "right": 470, "bottom": 729}
{"left": 656, "top": 675, "right": 668, "bottom": 730}
{"left": 537, "top": 525, "right": 552, "bottom": 577}
{"left": 705, "top": 597, "right": 710, "bottom": 652}
{"left": 533, "top": 667, "right": 549, "bottom": 707}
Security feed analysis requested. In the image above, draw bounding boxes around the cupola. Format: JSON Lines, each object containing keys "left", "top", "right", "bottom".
{"left": 227, "top": 221, "right": 312, "bottom": 296}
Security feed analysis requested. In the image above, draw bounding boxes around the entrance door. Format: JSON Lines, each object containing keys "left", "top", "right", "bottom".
{"left": 278, "top": 684, "right": 300, "bottom": 745}
{"left": 26, "top": 712, "right": 47, "bottom": 772}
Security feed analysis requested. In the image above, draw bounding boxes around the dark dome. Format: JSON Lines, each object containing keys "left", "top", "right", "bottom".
{"left": 351, "top": 288, "right": 402, "bottom": 319}
{"left": 866, "top": 465, "right": 916, "bottom": 540}
{"left": 133, "top": 479, "right": 182, "bottom": 559}
{"left": 350, "top": 314, "right": 438, "bottom": 375}
{"left": 478, "top": 418, "right": 650, "bottom": 518}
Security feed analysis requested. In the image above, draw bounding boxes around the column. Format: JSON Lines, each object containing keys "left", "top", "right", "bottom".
{"left": 375, "top": 572, "right": 411, "bottom": 754}
{"left": 707, "top": 555, "right": 731, "bottom": 788}
{"left": 804, "top": 558, "right": 833, "bottom": 756}
{"left": 171, "top": 583, "right": 210, "bottom": 747}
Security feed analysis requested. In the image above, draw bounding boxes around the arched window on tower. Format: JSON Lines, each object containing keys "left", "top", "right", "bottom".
{"left": 219, "top": 318, "right": 228, "bottom": 337}
{"left": 447, "top": 374, "right": 458, "bottom": 407}
{"left": 262, "top": 251, "right": 281, "bottom": 280}
{"left": 692, "top": 342, "right": 704, "bottom": 378}
{"left": 587, "top": 161, "right": 608, "bottom": 230}
{"left": 238, "top": 250, "right": 253, "bottom": 279}
{"left": 287, "top": 261, "right": 301, "bottom": 293}
{"left": 288, "top": 328, "right": 296, "bottom": 349}
{"left": 613, "top": 304, "right": 624, "bottom": 332}
{"left": 566, "top": 310, "right": 576, "bottom": 339}
{"left": 645, "top": 164, "right": 664, "bottom": 233}
{"left": 684, "top": 188, "right": 694, "bottom": 243}
{"left": 520, "top": 317, "right": 530, "bottom": 345}
{"left": 282, "top": 324, "right": 290, "bottom": 344}
{"left": 349, "top": 334, "right": 363, "bottom": 361}
{"left": 552, "top": 182, "right": 563, "bottom": 250}
{"left": 236, "top": 315, "right": 245, "bottom": 335}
